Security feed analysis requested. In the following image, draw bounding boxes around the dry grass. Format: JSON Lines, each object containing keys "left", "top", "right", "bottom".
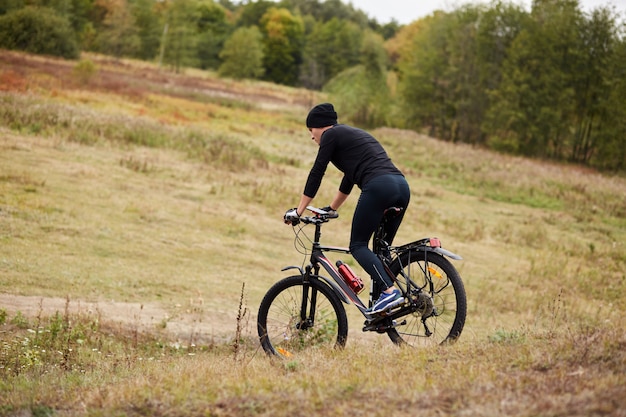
{"left": 0, "top": 50, "right": 625, "bottom": 416}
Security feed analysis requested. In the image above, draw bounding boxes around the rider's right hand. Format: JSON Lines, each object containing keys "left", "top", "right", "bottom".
{"left": 283, "top": 208, "right": 300, "bottom": 225}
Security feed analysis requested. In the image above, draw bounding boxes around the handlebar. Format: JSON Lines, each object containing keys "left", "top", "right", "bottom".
{"left": 299, "top": 206, "right": 339, "bottom": 225}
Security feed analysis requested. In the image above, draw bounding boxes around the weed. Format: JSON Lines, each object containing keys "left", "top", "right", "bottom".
{"left": 120, "top": 155, "right": 154, "bottom": 173}
{"left": 283, "top": 360, "right": 300, "bottom": 372}
{"left": 72, "top": 60, "right": 98, "bottom": 85}
{"left": 545, "top": 290, "right": 563, "bottom": 337}
{"left": 233, "top": 282, "right": 249, "bottom": 361}
{"left": 10, "top": 311, "right": 30, "bottom": 329}
{"left": 488, "top": 328, "right": 526, "bottom": 344}
{"left": 31, "top": 404, "right": 55, "bottom": 417}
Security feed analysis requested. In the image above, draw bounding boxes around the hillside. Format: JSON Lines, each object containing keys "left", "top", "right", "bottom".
{"left": 1, "top": 51, "right": 625, "bottom": 416}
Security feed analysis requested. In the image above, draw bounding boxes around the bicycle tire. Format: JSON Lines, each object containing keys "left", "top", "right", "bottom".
{"left": 257, "top": 275, "right": 348, "bottom": 356}
{"left": 387, "top": 251, "right": 466, "bottom": 346}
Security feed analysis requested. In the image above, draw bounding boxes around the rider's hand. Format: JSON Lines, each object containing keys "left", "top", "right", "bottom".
{"left": 319, "top": 206, "right": 339, "bottom": 218}
{"left": 284, "top": 208, "right": 300, "bottom": 225}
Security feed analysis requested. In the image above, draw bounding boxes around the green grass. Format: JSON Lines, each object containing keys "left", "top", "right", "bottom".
{"left": 0, "top": 50, "right": 625, "bottom": 416}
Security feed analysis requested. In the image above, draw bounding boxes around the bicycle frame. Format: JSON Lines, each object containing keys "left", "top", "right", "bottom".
{"left": 282, "top": 217, "right": 372, "bottom": 317}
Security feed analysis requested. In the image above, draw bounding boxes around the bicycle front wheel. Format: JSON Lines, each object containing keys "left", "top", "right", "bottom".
{"left": 388, "top": 251, "right": 466, "bottom": 346}
{"left": 257, "top": 275, "right": 348, "bottom": 356}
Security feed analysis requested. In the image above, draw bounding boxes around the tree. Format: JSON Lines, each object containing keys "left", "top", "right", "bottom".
{"left": 0, "top": 0, "right": 25, "bottom": 15}
{"left": 196, "top": 1, "right": 232, "bottom": 69}
{"left": 471, "top": 1, "right": 529, "bottom": 147}
{"left": 397, "top": 5, "right": 508, "bottom": 143}
{"left": 378, "top": 20, "right": 401, "bottom": 40}
{"left": 385, "top": 19, "right": 423, "bottom": 69}
{"left": 486, "top": 0, "right": 583, "bottom": 157}
{"left": 443, "top": 5, "right": 486, "bottom": 144}
{"left": 568, "top": 6, "right": 621, "bottom": 166}
{"left": 575, "top": 7, "right": 626, "bottom": 170}
{"left": 94, "top": 0, "right": 140, "bottom": 57}
{"left": 132, "top": 0, "right": 163, "bottom": 60}
{"left": 299, "top": 17, "right": 362, "bottom": 89}
{"left": 161, "top": 0, "right": 199, "bottom": 72}
{"left": 237, "top": 0, "right": 273, "bottom": 27}
{"left": 279, "top": 0, "right": 368, "bottom": 26}
{"left": 396, "top": 12, "right": 453, "bottom": 136}
{"left": 476, "top": 1, "right": 529, "bottom": 92}
{"left": 218, "top": 26, "right": 264, "bottom": 79}
{"left": 0, "top": 6, "right": 79, "bottom": 59}
{"left": 23, "top": 0, "right": 94, "bottom": 35}
{"left": 259, "top": 7, "right": 304, "bottom": 85}
{"left": 324, "top": 30, "right": 390, "bottom": 127}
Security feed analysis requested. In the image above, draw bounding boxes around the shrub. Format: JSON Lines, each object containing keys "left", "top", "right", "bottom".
{"left": 72, "top": 59, "right": 98, "bottom": 85}
{"left": 218, "top": 26, "right": 265, "bottom": 80}
{"left": 0, "top": 6, "right": 79, "bottom": 59}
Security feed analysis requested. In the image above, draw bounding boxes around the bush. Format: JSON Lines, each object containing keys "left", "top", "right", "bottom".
{"left": 72, "top": 59, "right": 98, "bottom": 85}
{"left": 0, "top": 6, "right": 79, "bottom": 59}
{"left": 218, "top": 26, "right": 264, "bottom": 80}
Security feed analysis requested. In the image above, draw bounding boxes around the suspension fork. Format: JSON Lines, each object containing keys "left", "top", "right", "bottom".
{"left": 298, "top": 264, "right": 317, "bottom": 328}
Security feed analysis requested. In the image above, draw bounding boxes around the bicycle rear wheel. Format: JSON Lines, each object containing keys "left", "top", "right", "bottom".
{"left": 388, "top": 251, "right": 466, "bottom": 346}
{"left": 257, "top": 275, "right": 348, "bottom": 356}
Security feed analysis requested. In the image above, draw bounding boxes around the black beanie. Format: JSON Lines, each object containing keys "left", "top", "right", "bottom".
{"left": 306, "top": 103, "right": 338, "bottom": 128}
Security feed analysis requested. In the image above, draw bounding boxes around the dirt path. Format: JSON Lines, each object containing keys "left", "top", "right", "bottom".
{"left": 0, "top": 293, "right": 241, "bottom": 344}
{"left": 1, "top": 293, "right": 377, "bottom": 347}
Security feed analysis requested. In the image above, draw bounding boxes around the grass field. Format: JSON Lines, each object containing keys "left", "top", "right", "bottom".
{"left": 1, "top": 50, "right": 625, "bottom": 416}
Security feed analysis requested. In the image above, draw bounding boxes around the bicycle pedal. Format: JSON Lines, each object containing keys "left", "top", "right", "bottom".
{"left": 362, "top": 319, "right": 402, "bottom": 333}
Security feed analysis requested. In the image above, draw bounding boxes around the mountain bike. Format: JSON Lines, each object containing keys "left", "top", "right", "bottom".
{"left": 257, "top": 206, "right": 467, "bottom": 356}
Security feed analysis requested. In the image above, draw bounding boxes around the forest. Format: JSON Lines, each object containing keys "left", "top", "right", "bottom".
{"left": 0, "top": 0, "right": 624, "bottom": 171}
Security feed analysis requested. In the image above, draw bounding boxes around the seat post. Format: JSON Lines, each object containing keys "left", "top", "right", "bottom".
{"left": 373, "top": 207, "right": 404, "bottom": 253}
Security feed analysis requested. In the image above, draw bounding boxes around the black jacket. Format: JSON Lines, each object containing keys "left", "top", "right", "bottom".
{"left": 304, "top": 124, "right": 403, "bottom": 198}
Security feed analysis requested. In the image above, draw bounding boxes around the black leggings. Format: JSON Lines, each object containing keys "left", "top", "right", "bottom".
{"left": 350, "top": 174, "right": 410, "bottom": 288}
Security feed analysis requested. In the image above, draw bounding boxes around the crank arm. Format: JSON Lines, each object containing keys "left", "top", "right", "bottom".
{"left": 362, "top": 319, "right": 407, "bottom": 333}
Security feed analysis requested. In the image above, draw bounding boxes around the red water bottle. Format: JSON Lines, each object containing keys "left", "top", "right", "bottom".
{"left": 336, "top": 260, "right": 364, "bottom": 294}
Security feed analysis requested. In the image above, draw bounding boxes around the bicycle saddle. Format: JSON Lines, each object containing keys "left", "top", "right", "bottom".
{"left": 383, "top": 207, "right": 404, "bottom": 219}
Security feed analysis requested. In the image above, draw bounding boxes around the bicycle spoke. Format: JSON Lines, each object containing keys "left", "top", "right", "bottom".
{"left": 387, "top": 251, "right": 466, "bottom": 346}
{"left": 258, "top": 276, "right": 348, "bottom": 355}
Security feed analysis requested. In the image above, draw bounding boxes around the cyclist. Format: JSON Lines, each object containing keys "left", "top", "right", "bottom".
{"left": 284, "top": 103, "right": 411, "bottom": 314}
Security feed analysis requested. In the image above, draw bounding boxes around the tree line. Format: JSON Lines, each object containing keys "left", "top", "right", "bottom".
{"left": 388, "top": 0, "right": 625, "bottom": 171}
{"left": 0, "top": 0, "right": 624, "bottom": 171}
{"left": 0, "top": 0, "right": 399, "bottom": 85}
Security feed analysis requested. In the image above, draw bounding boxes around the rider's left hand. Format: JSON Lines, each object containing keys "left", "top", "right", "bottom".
{"left": 319, "top": 206, "right": 338, "bottom": 218}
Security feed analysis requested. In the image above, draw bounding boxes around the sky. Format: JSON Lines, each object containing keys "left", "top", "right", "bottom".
{"left": 348, "top": 0, "right": 626, "bottom": 24}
